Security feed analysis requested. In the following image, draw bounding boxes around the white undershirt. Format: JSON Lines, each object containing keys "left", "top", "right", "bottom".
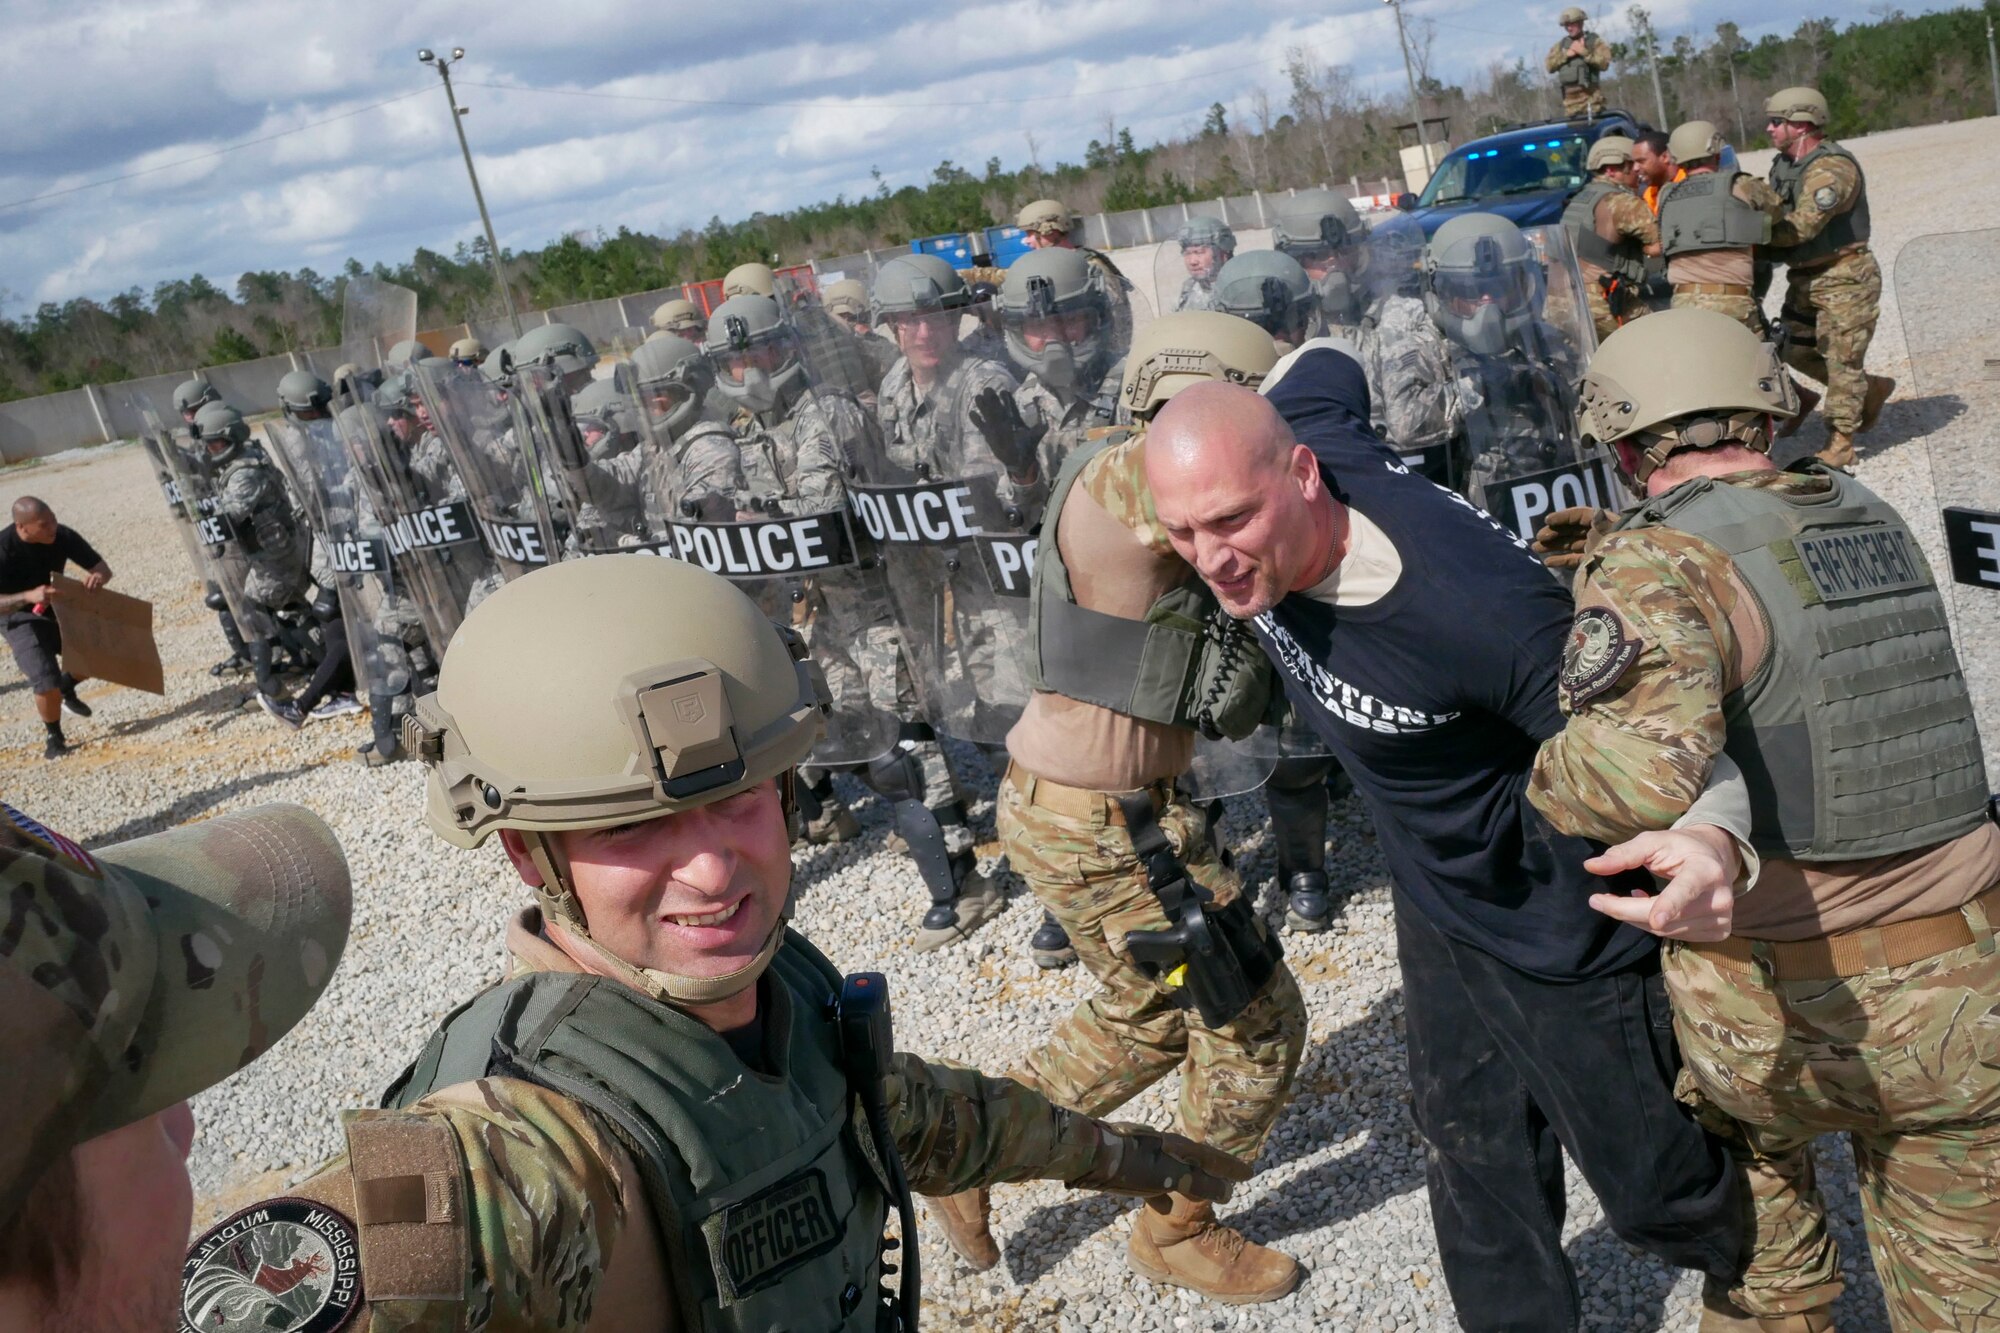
{"left": 1301, "top": 505, "right": 1402, "bottom": 607}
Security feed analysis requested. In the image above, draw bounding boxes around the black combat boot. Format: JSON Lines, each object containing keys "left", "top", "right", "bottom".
{"left": 1267, "top": 759, "right": 1333, "bottom": 933}
{"left": 1031, "top": 910, "right": 1076, "bottom": 969}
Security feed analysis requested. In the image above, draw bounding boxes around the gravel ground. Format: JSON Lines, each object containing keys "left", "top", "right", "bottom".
{"left": 10, "top": 118, "right": 1998, "bottom": 1332}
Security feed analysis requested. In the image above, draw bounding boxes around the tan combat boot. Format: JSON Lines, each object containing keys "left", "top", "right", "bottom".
{"left": 1859, "top": 374, "right": 1896, "bottom": 432}
{"left": 1816, "top": 431, "right": 1858, "bottom": 470}
{"left": 1126, "top": 1193, "right": 1303, "bottom": 1304}
{"left": 1776, "top": 382, "right": 1821, "bottom": 438}
{"left": 927, "top": 1187, "right": 999, "bottom": 1271}
{"left": 1698, "top": 1278, "right": 1837, "bottom": 1332}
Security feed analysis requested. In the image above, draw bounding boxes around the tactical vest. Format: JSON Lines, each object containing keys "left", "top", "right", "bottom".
{"left": 1028, "top": 435, "right": 1214, "bottom": 726}
{"left": 219, "top": 454, "right": 300, "bottom": 560}
{"left": 1657, "top": 172, "right": 1770, "bottom": 259}
{"left": 1556, "top": 36, "right": 1601, "bottom": 88}
{"left": 1617, "top": 468, "right": 1989, "bottom": 861}
{"left": 1562, "top": 179, "right": 1650, "bottom": 284}
{"left": 1767, "top": 140, "right": 1870, "bottom": 268}
{"left": 384, "top": 933, "right": 896, "bottom": 1332}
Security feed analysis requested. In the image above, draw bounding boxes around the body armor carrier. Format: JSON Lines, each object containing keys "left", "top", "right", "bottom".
{"left": 1561, "top": 179, "right": 1651, "bottom": 284}
{"left": 1658, "top": 172, "right": 1771, "bottom": 258}
{"left": 1767, "top": 141, "right": 1871, "bottom": 268}
{"left": 1617, "top": 467, "right": 1988, "bottom": 861}
{"left": 385, "top": 932, "right": 903, "bottom": 1332}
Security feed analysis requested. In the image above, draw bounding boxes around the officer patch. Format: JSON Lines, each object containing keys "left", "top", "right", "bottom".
{"left": 1813, "top": 185, "right": 1839, "bottom": 210}
{"left": 703, "top": 1167, "right": 844, "bottom": 1305}
{"left": 180, "top": 1198, "right": 361, "bottom": 1333}
{"left": 1560, "top": 607, "right": 1641, "bottom": 710}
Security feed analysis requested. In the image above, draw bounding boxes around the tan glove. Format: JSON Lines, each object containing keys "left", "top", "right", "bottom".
{"left": 1532, "top": 505, "right": 1613, "bottom": 571}
{"left": 1067, "top": 1121, "right": 1254, "bottom": 1204}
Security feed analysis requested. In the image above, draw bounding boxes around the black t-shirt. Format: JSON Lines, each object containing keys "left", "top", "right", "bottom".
{"left": 0, "top": 523, "right": 102, "bottom": 598}
{"left": 1259, "top": 347, "right": 1651, "bottom": 980}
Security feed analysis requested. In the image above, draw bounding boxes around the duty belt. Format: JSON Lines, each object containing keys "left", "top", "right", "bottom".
{"left": 1683, "top": 882, "right": 2000, "bottom": 980}
{"left": 1675, "top": 282, "right": 1752, "bottom": 296}
{"left": 1004, "top": 761, "right": 1174, "bottom": 826}
{"left": 1786, "top": 242, "right": 1870, "bottom": 273}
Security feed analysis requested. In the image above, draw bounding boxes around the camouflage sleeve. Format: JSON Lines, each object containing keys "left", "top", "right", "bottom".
{"left": 886, "top": 1052, "right": 1103, "bottom": 1196}
{"left": 1609, "top": 192, "right": 1661, "bottom": 248}
{"left": 1736, "top": 176, "right": 1787, "bottom": 218}
{"left": 676, "top": 428, "right": 749, "bottom": 512}
{"left": 219, "top": 462, "right": 281, "bottom": 524}
{"left": 958, "top": 265, "right": 1008, "bottom": 289}
{"left": 1588, "top": 36, "right": 1612, "bottom": 70}
{"left": 784, "top": 399, "right": 854, "bottom": 513}
{"left": 1771, "top": 154, "right": 1861, "bottom": 247}
{"left": 1368, "top": 301, "right": 1458, "bottom": 450}
{"left": 1081, "top": 435, "right": 1175, "bottom": 555}
{"left": 1527, "top": 528, "right": 1744, "bottom": 844}
{"left": 1545, "top": 39, "right": 1567, "bottom": 72}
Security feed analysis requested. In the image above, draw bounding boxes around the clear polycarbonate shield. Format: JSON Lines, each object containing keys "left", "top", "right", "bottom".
{"left": 1438, "top": 223, "right": 1626, "bottom": 547}
{"left": 330, "top": 274, "right": 419, "bottom": 375}
{"left": 1899, "top": 228, "right": 2000, "bottom": 781}
{"left": 332, "top": 394, "right": 491, "bottom": 651}
{"left": 126, "top": 395, "right": 209, "bottom": 582}
{"left": 696, "top": 316, "right": 900, "bottom": 764}
{"left": 1155, "top": 237, "right": 1227, "bottom": 317}
{"left": 149, "top": 408, "right": 276, "bottom": 640}
{"left": 842, "top": 284, "right": 1050, "bottom": 744}
{"left": 265, "top": 415, "right": 429, "bottom": 703}
{"left": 413, "top": 360, "right": 560, "bottom": 584}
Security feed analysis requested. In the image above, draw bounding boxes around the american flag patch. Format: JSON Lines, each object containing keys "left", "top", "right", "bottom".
{"left": 0, "top": 801, "right": 101, "bottom": 877}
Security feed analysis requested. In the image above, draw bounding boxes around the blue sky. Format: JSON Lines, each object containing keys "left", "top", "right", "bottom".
{"left": 0, "top": 0, "right": 1919, "bottom": 312}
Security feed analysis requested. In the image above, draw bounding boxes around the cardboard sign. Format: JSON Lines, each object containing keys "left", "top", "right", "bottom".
{"left": 49, "top": 575, "right": 164, "bottom": 696}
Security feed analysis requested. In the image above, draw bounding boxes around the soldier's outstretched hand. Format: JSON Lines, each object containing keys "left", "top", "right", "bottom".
{"left": 1069, "top": 1122, "right": 1255, "bottom": 1203}
{"left": 1582, "top": 827, "right": 1741, "bottom": 941}
{"left": 1532, "top": 505, "right": 1611, "bottom": 570}
{"left": 969, "top": 385, "right": 1043, "bottom": 480}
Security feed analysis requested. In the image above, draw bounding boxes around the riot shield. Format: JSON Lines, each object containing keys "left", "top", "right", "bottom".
{"left": 1155, "top": 238, "right": 1224, "bottom": 317}
{"left": 413, "top": 360, "right": 560, "bottom": 583}
{"left": 1437, "top": 224, "right": 1627, "bottom": 546}
{"left": 150, "top": 409, "right": 275, "bottom": 640}
{"left": 266, "top": 415, "right": 430, "bottom": 704}
{"left": 332, "top": 392, "right": 491, "bottom": 651}
{"left": 328, "top": 274, "right": 419, "bottom": 375}
{"left": 1900, "top": 228, "right": 2000, "bottom": 781}
{"left": 125, "top": 394, "right": 210, "bottom": 583}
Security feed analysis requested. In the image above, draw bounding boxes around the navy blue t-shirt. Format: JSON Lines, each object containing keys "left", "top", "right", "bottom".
{"left": 1257, "top": 346, "right": 1652, "bottom": 980}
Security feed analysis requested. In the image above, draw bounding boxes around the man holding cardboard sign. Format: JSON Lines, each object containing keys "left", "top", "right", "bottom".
{"left": 0, "top": 497, "right": 114, "bottom": 759}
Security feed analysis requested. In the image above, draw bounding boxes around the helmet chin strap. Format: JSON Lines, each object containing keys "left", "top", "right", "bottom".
{"left": 520, "top": 829, "right": 792, "bottom": 1008}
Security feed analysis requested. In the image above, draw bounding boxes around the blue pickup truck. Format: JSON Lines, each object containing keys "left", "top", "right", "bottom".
{"left": 1398, "top": 111, "right": 1646, "bottom": 236}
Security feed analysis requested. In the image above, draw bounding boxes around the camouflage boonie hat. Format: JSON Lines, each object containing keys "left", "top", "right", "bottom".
{"left": 0, "top": 802, "right": 351, "bottom": 1224}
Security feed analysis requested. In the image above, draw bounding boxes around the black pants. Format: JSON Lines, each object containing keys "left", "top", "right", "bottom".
{"left": 1395, "top": 890, "right": 1742, "bottom": 1331}
{"left": 3, "top": 611, "right": 63, "bottom": 692}
{"left": 292, "top": 616, "right": 353, "bottom": 714}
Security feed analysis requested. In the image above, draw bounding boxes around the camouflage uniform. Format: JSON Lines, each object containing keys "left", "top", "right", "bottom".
{"left": 220, "top": 909, "right": 1147, "bottom": 1333}
{"left": 1001, "top": 437, "right": 1307, "bottom": 1159}
{"left": 1343, "top": 296, "right": 1459, "bottom": 455}
{"left": 1015, "top": 362, "right": 1125, "bottom": 482}
{"left": 1666, "top": 174, "right": 1787, "bottom": 331}
{"left": 1545, "top": 32, "right": 1612, "bottom": 118}
{"left": 1770, "top": 146, "right": 1882, "bottom": 435}
{"left": 1174, "top": 275, "right": 1221, "bottom": 314}
{"left": 1528, "top": 469, "right": 2000, "bottom": 1330}
{"left": 1578, "top": 188, "right": 1661, "bottom": 342}
{"left": 580, "top": 418, "right": 742, "bottom": 533}
{"left": 217, "top": 449, "right": 312, "bottom": 611}
{"left": 1444, "top": 321, "right": 1585, "bottom": 502}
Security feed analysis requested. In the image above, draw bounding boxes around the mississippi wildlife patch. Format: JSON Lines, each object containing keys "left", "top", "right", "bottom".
{"left": 703, "top": 1167, "right": 844, "bottom": 1305}
{"left": 181, "top": 1198, "right": 361, "bottom": 1332}
{"left": 1560, "top": 607, "right": 1641, "bottom": 710}
{"left": 1813, "top": 185, "right": 1839, "bottom": 210}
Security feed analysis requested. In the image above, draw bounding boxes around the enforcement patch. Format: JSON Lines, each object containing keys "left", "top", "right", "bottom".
{"left": 1560, "top": 607, "right": 1641, "bottom": 710}
{"left": 702, "top": 1167, "right": 844, "bottom": 1305}
{"left": 1813, "top": 185, "right": 1839, "bottom": 210}
{"left": 181, "top": 1198, "right": 361, "bottom": 1333}
{"left": 0, "top": 801, "right": 100, "bottom": 878}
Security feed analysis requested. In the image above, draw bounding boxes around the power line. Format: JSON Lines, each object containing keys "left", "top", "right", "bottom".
{"left": 0, "top": 86, "right": 431, "bottom": 214}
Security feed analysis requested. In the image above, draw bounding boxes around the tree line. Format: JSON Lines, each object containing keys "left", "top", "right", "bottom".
{"left": 4, "top": 3, "right": 1994, "bottom": 402}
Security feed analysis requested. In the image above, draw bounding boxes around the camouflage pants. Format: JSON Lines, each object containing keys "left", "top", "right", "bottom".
{"left": 997, "top": 771, "right": 1307, "bottom": 1162}
{"left": 1778, "top": 249, "right": 1883, "bottom": 434}
{"left": 1664, "top": 930, "right": 2000, "bottom": 1330}
{"left": 1583, "top": 278, "right": 1620, "bottom": 345}
{"left": 1562, "top": 87, "right": 1606, "bottom": 119}
{"left": 1672, "top": 288, "right": 1762, "bottom": 333}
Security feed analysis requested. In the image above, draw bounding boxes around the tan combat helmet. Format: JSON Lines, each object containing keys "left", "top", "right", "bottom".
{"left": 821, "top": 278, "right": 870, "bottom": 321}
{"left": 405, "top": 555, "right": 829, "bottom": 1003}
{"left": 1667, "top": 120, "right": 1724, "bottom": 166}
{"left": 1579, "top": 306, "right": 1799, "bottom": 483}
{"left": 1559, "top": 6, "right": 1587, "bottom": 24}
{"left": 1016, "top": 198, "right": 1072, "bottom": 239}
{"left": 722, "top": 262, "right": 777, "bottom": 298}
{"left": 1586, "top": 135, "right": 1635, "bottom": 170}
{"left": 651, "top": 296, "right": 703, "bottom": 334}
{"left": 1764, "top": 86, "right": 1829, "bottom": 126}
{"left": 1121, "top": 312, "right": 1279, "bottom": 421}
{"left": 449, "top": 335, "right": 486, "bottom": 363}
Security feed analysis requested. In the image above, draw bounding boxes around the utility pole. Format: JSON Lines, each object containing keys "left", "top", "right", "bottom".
{"left": 1383, "top": 0, "right": 1435, "bottom": 172}
{"left": 1726, "top": 49, "right": 1746, "bottom": 142}
{"left": 1988, "top": 12, "right": 1999, "bottom": 119}
{"left": 1635, "top": 10, "right": 1669, "bottom": 127}
{"left": 419, "top": 47, "right": 523, "bottom": 338}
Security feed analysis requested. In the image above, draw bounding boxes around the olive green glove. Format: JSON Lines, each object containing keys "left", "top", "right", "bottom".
{"left": 1067, "top": 1121, "right": 1254, "bottom": 1203}
{"left": 1532, "top": 505, "right": 1613, "bottom": 571}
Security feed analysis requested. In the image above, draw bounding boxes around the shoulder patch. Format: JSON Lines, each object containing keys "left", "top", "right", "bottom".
{"left": 701, "top": 1167, "right": 845, "bottom": 1306}
{"left": 1812, "top": 185, "right": 1839, "bottom": 210}
{"left": 181, "top": 1198, "right": 362, "bottom": 1333}
{"left": 0, "top": 801, "right": 100, "bottom": 877}
{"left": 1560, "top": 607, "right": 1641, "bottom": 711}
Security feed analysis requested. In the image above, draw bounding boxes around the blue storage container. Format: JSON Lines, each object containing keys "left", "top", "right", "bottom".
{"left": 910, "top": 233, "right": 979, "bottom": 266}
{"left": 982, "top": 226, "right": 1034, "bottom": 269}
